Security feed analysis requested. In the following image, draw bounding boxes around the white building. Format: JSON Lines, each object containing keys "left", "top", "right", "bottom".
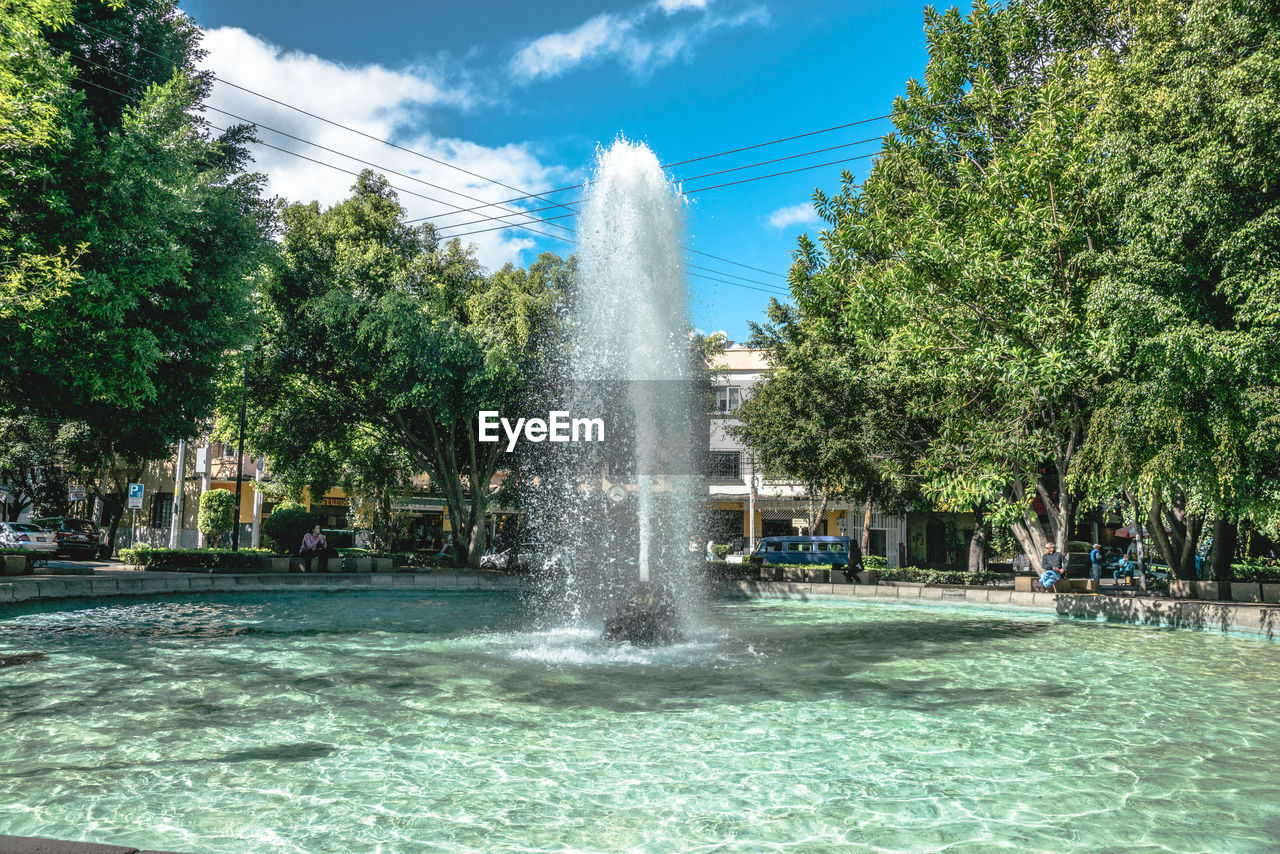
{"left": 706, "top": 344, "right": 906, "bottom": 566}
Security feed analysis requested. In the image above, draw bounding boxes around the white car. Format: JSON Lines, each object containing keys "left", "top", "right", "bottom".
{"left": 0, "top": 522, "right": 59, "bottom": 555}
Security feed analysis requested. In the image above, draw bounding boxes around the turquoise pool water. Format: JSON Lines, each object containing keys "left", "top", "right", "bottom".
{"left": 1, "top": 591, "right": 1278, "bottom": 853}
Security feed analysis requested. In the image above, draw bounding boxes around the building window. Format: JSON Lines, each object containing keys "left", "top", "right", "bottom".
{"left": 708, "top": 451, "right": 741, "bottom": 480}
{"left": 714, "top": 386, "right": 741, "bottom": 413}
{"left": 150, "top": 492, "right": 174, "bottom": 528}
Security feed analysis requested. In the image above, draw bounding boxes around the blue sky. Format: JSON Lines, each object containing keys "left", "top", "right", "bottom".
{"left": 180, "top": 0, "right": 934, "bottom": 342}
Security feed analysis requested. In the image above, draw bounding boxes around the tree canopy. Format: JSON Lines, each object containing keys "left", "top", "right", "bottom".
{"left": 246, "top": 171, "right": 571, "bottom": 568}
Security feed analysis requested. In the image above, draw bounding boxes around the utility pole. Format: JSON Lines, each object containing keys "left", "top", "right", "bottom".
{"left": 231, "top": 345, "right": 251, "bottom": 551}
{"left": 168, "top": 439, "right": 186, "bottom": 549}
{"left": 251, "top": 457, "right": 264, "bottom": 548}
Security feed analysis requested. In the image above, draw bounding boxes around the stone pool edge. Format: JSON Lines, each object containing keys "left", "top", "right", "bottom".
{"left": 0, "top": 571, "right": 521, "bottom": 605}
{"left": 2, "top": 572, "right": 1275, "bottom": 640}
{"left": 723, "top": 580, "right": 1280, "bottom": 640}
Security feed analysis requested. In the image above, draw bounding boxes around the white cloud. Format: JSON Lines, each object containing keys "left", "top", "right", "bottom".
{"left": 510, "top": 2, "right": 768, "bottom": 82}
{"left": 200, "top": 28, "right": 573, "bottom": 269}
{"left": 767, "top": 202, "right": 818, "bottom": 230}
{"left": 510, "top": 14, "right": 634, "bottom": 81}
{"left": 657, "top": 0, "right": 712, "bottom": 13}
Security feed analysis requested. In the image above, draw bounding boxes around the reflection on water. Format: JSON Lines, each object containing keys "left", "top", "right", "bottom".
{"left": 1, "top": 591, "right": 1279, "bottom": 854}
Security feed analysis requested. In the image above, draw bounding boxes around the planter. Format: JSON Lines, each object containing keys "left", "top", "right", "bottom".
{"left": 267, "top": 557, "right": 291, "bottom": 573}
{"left": 1230, "top": 582, "right": 1262, "bottom": 603}
{"left": 344, "top": 556, "right": 373, "bottom": 573}
{"left": 804, "top": 568, "right": 830, "bottom": 584}
{"left": 855, "top": 570, "right": 881, "bottom": 585}
{"left": 831, "top": 569, "right": 851, "bottom": 584}
{"left": 372, "top": 557, "right": 393, "bottom": 573}
{"left": 2, "top": 555, "right": 27, "bottom": 575}
{"left": 1168, "top": 579, "right": 1195, "bottom": 599}
{"left": 1195, "top": 581, "right": 1226, "bottom": 601}
{"left": 1261, "top": 583, "right": 1280, "bottom": 604}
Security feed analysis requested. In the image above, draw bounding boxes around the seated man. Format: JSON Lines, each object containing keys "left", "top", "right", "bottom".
{"left": 1038, "top": 541, "right": 1067, "bottom": 591}
{"left": 299, "top": 524, "right": 338, "bottom": 572}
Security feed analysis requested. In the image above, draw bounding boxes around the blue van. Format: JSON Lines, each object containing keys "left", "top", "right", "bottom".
{"left": 751, "top": 535, "right": 852, "bottom": 567}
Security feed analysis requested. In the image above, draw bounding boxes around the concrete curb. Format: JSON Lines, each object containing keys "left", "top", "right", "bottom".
{"left": 0, "top": 571, "right": 523, "bottom": 604}
{"left": 725, "top": 580, "right": 1280, "bottom": 640}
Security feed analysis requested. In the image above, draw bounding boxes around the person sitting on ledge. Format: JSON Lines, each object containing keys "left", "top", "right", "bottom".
{"left": 299, "top": 524, "right": 338, "bottom": 572}
{"left": 1038, "top": 541, "right": 1067, "bottom": 591}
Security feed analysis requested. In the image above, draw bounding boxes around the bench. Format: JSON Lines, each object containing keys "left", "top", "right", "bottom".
{"left": 1014, "top": 576, "right": 1097, "bottom": 594}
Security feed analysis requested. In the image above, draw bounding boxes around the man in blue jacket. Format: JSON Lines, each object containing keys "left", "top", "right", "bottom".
{"left": 1039, "top": 541, "right": 1067, "bottom": 590}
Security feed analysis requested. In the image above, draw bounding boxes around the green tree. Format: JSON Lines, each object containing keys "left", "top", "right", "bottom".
{"left": 197, "top": 488, "right": 235, "bottom": 548}
{"left": 260, "top": 501, "right": 313, "bottom": 554}
{"left": 247, "top": 172, "right": 569, "bottom": 569}
{"left": 0, "top": 416, "right": 74, "bottom": 521}
{"left": 1, "top": 0, "right": 272, "bottom": 436}
{"left": 790, "top": 0, "right": 1107, "bottom": 565}
{"left": 1072, "top": 0, "right": 1280, "bottom": 580}
{"left": 731, "top": 300, "right": 923, "bottom": 564}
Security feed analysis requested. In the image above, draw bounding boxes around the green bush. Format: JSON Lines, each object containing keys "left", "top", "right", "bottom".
{"left": 118, "top": 546, "right": 277, "bottom": 571}
{"left": 1231, "top": 563, "right": 1280, "bottom": 583}
{"left": 712, "top": 544, "right": 731, "bottom": 559}
{"left": 198, "top": 489, "right": 237, "bottom": 547}
{"left": 261, "top": 502, "right": 315, "bottom": 553}
{"left": 704, "top": 559, "right": 757, "bottom": 581}
{"left": 879, "top": 566, "right": 1003, "bottom": 586}
{"left": 862, "top": 554, "right": 887, "bottom": 569}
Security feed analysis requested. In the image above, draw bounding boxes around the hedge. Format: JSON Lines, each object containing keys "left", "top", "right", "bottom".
{"left": 118, "top": 546, "right": 278, "bottom": 571}
{"left": 878, "top": 566, "right": 1004, "bottom": 586}
{"left": 862, "top": 554, "right": 888, "bottom": 569}
{"left": 1231, "top": 563, "right": 1280, "bottom": 583}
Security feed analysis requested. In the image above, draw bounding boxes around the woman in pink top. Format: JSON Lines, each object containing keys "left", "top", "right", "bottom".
{"left": 299, "top": 524, "right": 337, "bottom": 572}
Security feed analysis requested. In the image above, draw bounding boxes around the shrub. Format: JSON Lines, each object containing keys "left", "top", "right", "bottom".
{"left": 878, "top": 566, "right": 1003, "bottom": 586}
{"left": 862, "top": 554, "right": 887, "bottom": 569}
{"left": 704, "top": 559, "right": 756, "bottom": 581}
{"left": 261, "top": 502, "right": 315, "bottom": 553}
{"left": 1231, "top": 563, "right": 1280, "bottom": 583}
{"left": 712, "top": 544, "right": 731, "bottom": 559}
{"left": 118, "top": 546, "right": 276, "bottom": 571}
{"left": 198, "top": 489, "right": 237, "bottom": 547}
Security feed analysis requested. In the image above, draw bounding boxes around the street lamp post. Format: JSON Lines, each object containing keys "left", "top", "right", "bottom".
{"left": 231, "top": 345, "right": 251, "bottom": 551}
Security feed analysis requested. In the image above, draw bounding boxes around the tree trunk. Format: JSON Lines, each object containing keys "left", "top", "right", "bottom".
{"left": 1211, "top": 516, "right": 1237, "bottom": 582}
{"left": 861, "top": 498, "right": 873, "bottom": 558}
{"left": 968, "top": 504, "right": 988, "bottom": 575}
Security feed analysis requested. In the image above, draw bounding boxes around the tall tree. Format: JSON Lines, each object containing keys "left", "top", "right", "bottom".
{"left": 1073, "top": 0, "right": 1280, "bottom": 580}
{"left": 1, "top": 0, "right": 272, "bottom": 439}
{"left": 248, "top": 172, "right": 569, "bottom": 569}
{"left": 792, "top": 0, "right": 1107, "bottom": 563}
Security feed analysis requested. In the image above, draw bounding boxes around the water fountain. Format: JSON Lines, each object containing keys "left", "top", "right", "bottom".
{"left": 526, "top": 139, "right": 701, "bottom": 646}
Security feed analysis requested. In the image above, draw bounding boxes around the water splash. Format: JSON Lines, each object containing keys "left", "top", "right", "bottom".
{"left": 524, "top": 139, "right": 703, "bottom": 637}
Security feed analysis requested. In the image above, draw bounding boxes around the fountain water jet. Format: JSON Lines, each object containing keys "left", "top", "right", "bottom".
{"left": 529, "top": 139, "right": 700, "bottom": 646}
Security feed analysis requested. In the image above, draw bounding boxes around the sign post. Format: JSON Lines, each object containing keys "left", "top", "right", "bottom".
{"left": 128, "top": 483, "right": 144, "bottom": 548}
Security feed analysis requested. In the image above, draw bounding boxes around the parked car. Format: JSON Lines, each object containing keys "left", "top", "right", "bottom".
{"left": 750, "top": 535, "right": 852, "bottom": 568}
{"left": 0, "top": 522, "right": 58, "bottom": 556}
{"left": 32, "top": 517, "right": 101, "bottom": 559}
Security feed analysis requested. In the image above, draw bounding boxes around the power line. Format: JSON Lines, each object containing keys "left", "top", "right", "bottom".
{"left": 76, "top": 77, "right": 791, "bottom": 299}
{"left": 71, "top": 24, "right": 813, "bottom": 287}
{"left": 662, "top": 114, "right": 894, "bottom": 168}
{"left": 76, "top": 21, "right": 585, "bottom": 224}
{"left": 67, "top": 51, "right": 573, "bottom": 237}
{"left": 684, "top": 152, "right": 879, "bottom": 195}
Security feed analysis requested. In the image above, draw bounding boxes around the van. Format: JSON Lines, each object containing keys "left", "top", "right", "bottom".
{"left": 750, "top": 535, "right": 852, "bottom": 568}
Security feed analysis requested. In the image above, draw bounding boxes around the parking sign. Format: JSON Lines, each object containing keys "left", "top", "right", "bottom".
{"left": 127, "top": 482, "right": 145, "bottom": 509}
